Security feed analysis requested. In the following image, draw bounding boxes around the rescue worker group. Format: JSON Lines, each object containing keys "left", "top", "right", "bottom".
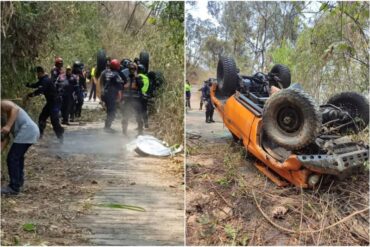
{"left": 26, "top": 56, "right": 152, "bottom": 143}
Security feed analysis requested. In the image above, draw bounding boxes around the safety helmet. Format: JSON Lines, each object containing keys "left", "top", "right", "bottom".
{"left": 66, "top": 65, "right": 72, "bottom": 70}
{"left": 73, "top": 60, "right": 82, "bottom": 68}
{"left": 55, "top": 57, "right": 63, "bottom": 66}
{"left": 137, "top": 64, "right": 145, "bottom": 74}
{"left": 120, "top": 59, "right": 131, "bottom": 69}
{"left": 110, "top": 59, "right": 120, "bottom": 71}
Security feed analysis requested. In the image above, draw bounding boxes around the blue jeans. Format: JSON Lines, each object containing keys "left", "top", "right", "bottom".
{"left": 7, "top": 143, "right": 32, "bottom": 192}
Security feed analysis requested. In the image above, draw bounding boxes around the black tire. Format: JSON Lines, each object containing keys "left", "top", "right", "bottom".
{"left": 327, "top": 92, "right": 369, "bottom": 133}
{"left": 262, "top": 88, "right": 322, "bottom": 150}
{"left": 96, "top": 49, "right": 106, "bottom": 78}
{"left": 139, "top": 51, "right": 149, "bottom": 73}
{"left": 217, "top": 57, "right": 239, "bottom": 96}
{"left": 270, "top": 64, "right": 291, "bottom": 89}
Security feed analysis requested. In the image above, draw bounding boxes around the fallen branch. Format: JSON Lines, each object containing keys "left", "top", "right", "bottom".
{"left": 252, "top": 190, "right": 369, "bottom": 234}
{"left": 206, "top": 175, "right": 233, "bottom": 208}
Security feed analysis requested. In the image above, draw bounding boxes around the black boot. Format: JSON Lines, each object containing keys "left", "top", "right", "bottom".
{"left": 1, "top": 186, "right": 19, "bottom": 195}
{"left": 209, "top": 111, "right": 215, "bottom": 123}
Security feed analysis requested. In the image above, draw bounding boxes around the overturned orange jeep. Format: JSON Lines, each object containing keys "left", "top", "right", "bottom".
{"left": 211, "top": 57, "right": 369, "bottom": 188}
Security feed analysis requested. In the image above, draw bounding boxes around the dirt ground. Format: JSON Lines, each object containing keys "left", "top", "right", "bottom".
{"left": 1, "top": 101, "right": 184, "bottom": 246}
{"left": 1, "top": 137, "right": 99, "bottom": 245}
{"left": 186, "top": 83, "right": 370, "bottom": 246}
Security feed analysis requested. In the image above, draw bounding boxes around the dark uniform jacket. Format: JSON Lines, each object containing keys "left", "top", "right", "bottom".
{"left": 27, "top": 75, "right": 58, "bottom": 103}
{"left": 51, "top": 67, "right": 62, "bottom": 83}
{"left": 101, "top": 69, "right": 123, "bottom": 96}
{"left": 122, "top": 74, "right": 143, "bottom": 98}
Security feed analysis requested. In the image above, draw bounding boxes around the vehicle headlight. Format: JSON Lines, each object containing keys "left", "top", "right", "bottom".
{"left": 308, "top": 174, "right": 320, "bottom": 187}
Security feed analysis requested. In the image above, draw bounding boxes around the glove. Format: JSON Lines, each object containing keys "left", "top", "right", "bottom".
{"left": 25, "top": 82, "right": 32, "bottom": 88}
{"left": 27, "top": 93, "right": 34, "bottom": 98}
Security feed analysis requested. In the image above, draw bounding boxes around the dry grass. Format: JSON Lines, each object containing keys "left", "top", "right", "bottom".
{"left": 100, "top": 3, "right": 184, "bottom": 145}
{"left": 1, "top": 145, "right": 101, "bottom": 245}
{"left": 186, "top": 66, "right": 215, "bottom": 86}
{"left": 186, "top": 138, "right": 369, "bottom": 246}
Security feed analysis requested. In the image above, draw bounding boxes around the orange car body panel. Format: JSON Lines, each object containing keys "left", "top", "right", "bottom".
{"left": 211, "top": 84, "right": 316, "bottom": 188}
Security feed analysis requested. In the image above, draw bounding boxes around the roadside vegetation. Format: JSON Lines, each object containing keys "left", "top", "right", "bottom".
{"left": 1, "top": 2, "right": 184, "bottom": 245}
{"left": 186, "top": 1, "right": 368, "bottom": 100}
{"left": 186, "top": 2, "right": 369, "bottom": 245}
{"left": 1, "top": 1, "right": 184, "bottom": 144}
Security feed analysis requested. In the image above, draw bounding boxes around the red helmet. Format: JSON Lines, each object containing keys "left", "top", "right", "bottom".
{"left": 110, "top": 59, "right": 120, "bottom": 71}
{"left": 55, "top": 57, "right": 63, "bottom": 66}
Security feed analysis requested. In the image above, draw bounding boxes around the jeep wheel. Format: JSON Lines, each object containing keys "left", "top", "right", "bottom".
{"left": 217, "top": 57, "right": 239, "bottom": 96}
{"left": 262, "top": 88, "right": 322, "bottom": 150}
{"left": 96, "top": 49, "right": 106, "bottom": 78}
{"left": 270, "top": 64, "right": 291, "bottom": 89}
{"left": 327, "top": 92, "right": 369, "bottom": 133}
{"left": 139, "top": 51, "right": 149, "bottom": 73}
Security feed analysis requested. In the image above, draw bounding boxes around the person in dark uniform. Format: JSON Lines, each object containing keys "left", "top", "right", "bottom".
{"left": 54, "top": 69, "right": 68, "bottom": 123}
{"left": 51, "top": 57, "right": 64, "bottom": 83}
{"left": 120, "top": 62, "right": 144, "bottom": 136}
{"left": 199, "top": 80, "right": 208, "bottom": 110}
{"left": 72, "top": 61, "right": 87, "bottom": 118}
{"left": 203, "top": 80, "right": 215, "bottom": 123}
{"left": 26, "top": 66, "right": 64, "bottom": 141}
{"left": 119, "top": 59, "right": 131, "bottom": 81}
{"left": 100, "top": 59, "right": 123, "bottom": 133}
{"left": 61, "top": 66, "right": 77, "bottom": 125}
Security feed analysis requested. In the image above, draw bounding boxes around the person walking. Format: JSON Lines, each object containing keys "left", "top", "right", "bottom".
{"left": 26, "top": 66, "right": 64, "bottom": 142}
{"left": 100, "top": 59, "right": 124, "bottom": 132}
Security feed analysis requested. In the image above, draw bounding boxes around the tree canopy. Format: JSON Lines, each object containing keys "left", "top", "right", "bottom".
{"left": 186, "top": 1, "right": 369, "bottom": 100}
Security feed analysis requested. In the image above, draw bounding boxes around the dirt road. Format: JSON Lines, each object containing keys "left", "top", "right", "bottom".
{"left": 186, "top": 84, "right": 230, "bottom": 142}
{"left": 186, "top": 82, "right": 369, "bottom": 246}
{"left": 1, "top": 100, "right": 184, "bottom": 246}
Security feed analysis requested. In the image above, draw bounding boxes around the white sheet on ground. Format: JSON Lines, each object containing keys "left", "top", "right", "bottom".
{"left": 126, "top": 135, "right": 183, "bottom": 157}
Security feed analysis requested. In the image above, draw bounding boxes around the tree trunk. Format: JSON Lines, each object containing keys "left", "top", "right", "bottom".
{"left": 124, "top": 2, "right": 139, "bottom": 32}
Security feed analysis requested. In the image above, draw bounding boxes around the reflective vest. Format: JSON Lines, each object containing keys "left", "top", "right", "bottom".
{"left": 138, "top": 73, "right": 149, "bottom": 94}
{"left": 185, "top": 83, "right": 191, "bottom": 92}
{"left": 91, "top": 67, "right": 96, "bottom": 78}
